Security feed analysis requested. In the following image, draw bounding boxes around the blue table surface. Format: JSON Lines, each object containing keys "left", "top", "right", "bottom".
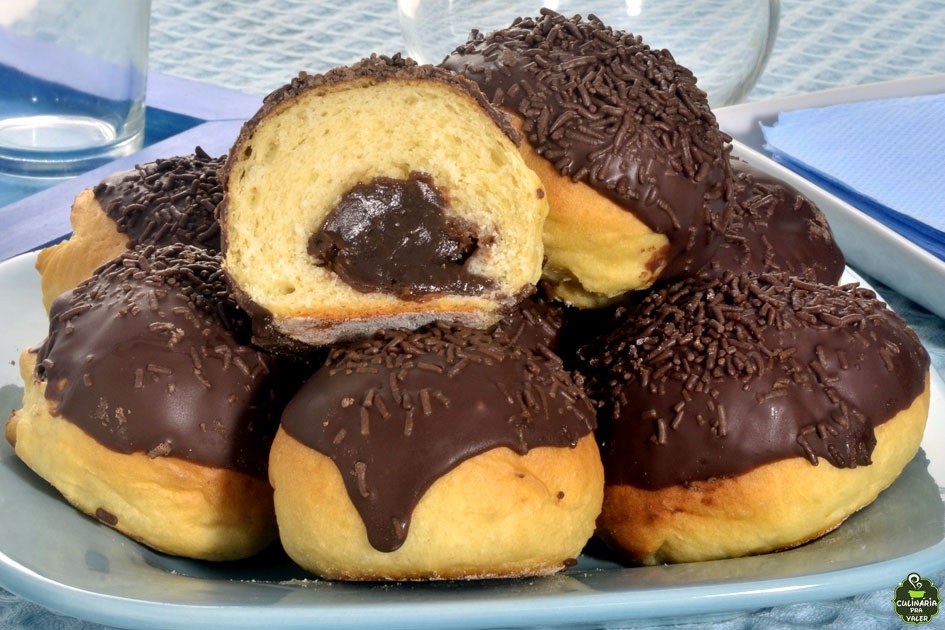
{"left": 1, "top": 0, "right": 945, "bottom": 628}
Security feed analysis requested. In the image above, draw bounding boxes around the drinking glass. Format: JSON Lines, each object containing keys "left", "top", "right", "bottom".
{"left": 0, "top": 0, "right": 151, "bottom": 176}
{"left": 398, "top": 0, "right": 779, "bottom": 108}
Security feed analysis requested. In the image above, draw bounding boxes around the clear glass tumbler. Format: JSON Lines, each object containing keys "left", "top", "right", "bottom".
{"left": 0, "top": 0, "right": 151, "bottom": 177}
{"left": 398, "top": 0, "right": 780, "bottom": 108}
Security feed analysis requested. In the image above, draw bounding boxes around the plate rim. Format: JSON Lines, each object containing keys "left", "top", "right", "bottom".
{"left": 0, "top": 249, "right": 943, "bottom": 630}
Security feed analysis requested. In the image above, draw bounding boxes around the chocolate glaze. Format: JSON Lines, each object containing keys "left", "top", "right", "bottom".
{"left": 280, "top": 321, "right": 597, "bottom": 552}
{"left": 35, "top": 244, "right": 311, "bottom": 479}
{"left": 94, "top": 147, "right": 223, "bottom": 251}
{"left": 441, "top": 10, "right": 733, "bottom": 280}
{"left": 697, "top": 161, "right": 845, "bottom": 284}
{"left": 309, "top": 172, "right": 495, "bottom": 299}
{"left": 583, "top": 272, "right": 929, "bottom": 489}
{"left": 491, "top": 291, "right": 566, "bottom": 354}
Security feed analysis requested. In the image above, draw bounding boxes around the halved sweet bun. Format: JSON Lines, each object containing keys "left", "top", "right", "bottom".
{"left": 219, "top": 55, "right": 548, "bottom": 349}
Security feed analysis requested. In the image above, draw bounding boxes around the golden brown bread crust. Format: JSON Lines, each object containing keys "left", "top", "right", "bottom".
{"left": 268, "top": 427, "right": 604, "bottom": 580}
{"left": 225, "top": 54, "right": 522, "bottom": 166}
{"left": 442, "top": 13, "right": 734, "bottom": 308}
{"left": 506, "top": 116, "right": 670, "bottom": 308}
{"left": 218, "top": 55, "right": 548, "bottom": 349}
{"left": 35, "top": 188, "right": 128, "bottom": 312}
{"left": 37, "top": 151, "right": 224, "bottom": 313}
{"left": 596, "top": 373, "right": 931, "bottom": 565}
{"left": 7, "top": 351, "right": 278, "bottom": 561}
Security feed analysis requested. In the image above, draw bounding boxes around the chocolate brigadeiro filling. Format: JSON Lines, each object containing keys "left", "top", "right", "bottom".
{"left": 442, "top": 9, "right": 733, "bottom": 280}
{"left": 582, "top": 272, "right": 929, "bottom": 490}
{"left": 280, "top": 320, "right": 597, "bottom": 552}
{"left": 93, "top": 147, "right": 223, "bottom": 251}
{"left": 309, "top": 172, "right": 496, "bottom": 299}
{"left": 35, "top": 243, "right": 312, "bottom": 480}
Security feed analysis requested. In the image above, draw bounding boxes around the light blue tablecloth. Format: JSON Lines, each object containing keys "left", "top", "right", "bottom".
{"left": 2, "top": 1, "right": 944, "bottom": 628}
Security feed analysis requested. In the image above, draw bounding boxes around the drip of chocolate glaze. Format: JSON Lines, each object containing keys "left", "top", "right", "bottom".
{"left": 308, "top": 172, "right": 496, "bottom": 299}
{"left": 93, "top": 147, "right": 224, "bottom": 251}
{"left": 35, "top": 244, "right": 312, "bottom": 479}
{"left": 697, "top": 161, "right": 846, "bottom": 284}
{"left": 583, "top": 272, "right": 929, "bottom": 489}
{"left": 280, "top": 320, "right": 597, "bottom": 552}
{"left": 441, "top": 10, "right": 733, "bottom": 280}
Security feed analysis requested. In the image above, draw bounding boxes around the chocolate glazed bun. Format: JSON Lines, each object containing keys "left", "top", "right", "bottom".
{"left": 35, "top": 148, "right": 223, "bottom": 311}
{"left": 269, "top": 321, "right": 603, "bottom": 580}
{"left": 583, "top": 272, "right": 930, "bottom": 564}
{"left": 6, "top": 244, "right": 309, "bottom": 561}
{"left": 442, "top": 10, "right": 733, "bottom": 307}
{"left": 218, "top": 54, "right": 548, "bottom": 350}
{"left": 696, "top": 160, "right": 845, "bottom": 284}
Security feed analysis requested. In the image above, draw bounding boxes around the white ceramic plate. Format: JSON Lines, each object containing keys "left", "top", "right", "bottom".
{"left": 716, "top": 75, "right": 945, "bottom": 320}
{"left": 0, "top": 247, "right": 943, "bottom": 629}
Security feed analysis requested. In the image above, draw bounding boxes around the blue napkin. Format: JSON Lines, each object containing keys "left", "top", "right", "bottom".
{"left": 761, "top": 93, "right": 945, "bottom": 262}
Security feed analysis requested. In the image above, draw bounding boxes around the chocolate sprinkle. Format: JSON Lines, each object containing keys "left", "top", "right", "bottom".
{"left": 442, "top": 10, "right": 733, "bottom": 279}
{"left": 95, "top": 508, "right": 119, "bottom": 527}
{"left": 280, "top": 320, "right": 597, "bottom": 552}
{"left": 583, "top": 272, "right": 929, "bottom": 489}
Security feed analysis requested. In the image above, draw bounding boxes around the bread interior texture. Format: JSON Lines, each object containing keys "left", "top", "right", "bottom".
{"left": 224, "top": 79, "right": 546, "bottom": 317}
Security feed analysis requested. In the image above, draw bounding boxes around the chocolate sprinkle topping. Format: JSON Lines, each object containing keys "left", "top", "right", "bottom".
{"left": 280, "top": 320, "right": 597, "bottom": 552}
{"left": 93, "top": 148, "right": 224, "bottom": 251}
{"left": 442, "top": 10, "right": 733, "bottom": 279}
{"left": 583, "top": 272, "right": 929, "bottom": 489}
{"left": 697, "top": 161, "right": 845, "bottom": 284}
{"left": 490, "top": 291, "right": 567, "bottom": 355}
{"left": 36, "top": 244, "right": 310, "bottom": 479}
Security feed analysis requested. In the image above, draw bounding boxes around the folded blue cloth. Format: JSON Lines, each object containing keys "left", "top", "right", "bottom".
{"left": 762, "top": 93, "right": 945, "bottom": 262}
